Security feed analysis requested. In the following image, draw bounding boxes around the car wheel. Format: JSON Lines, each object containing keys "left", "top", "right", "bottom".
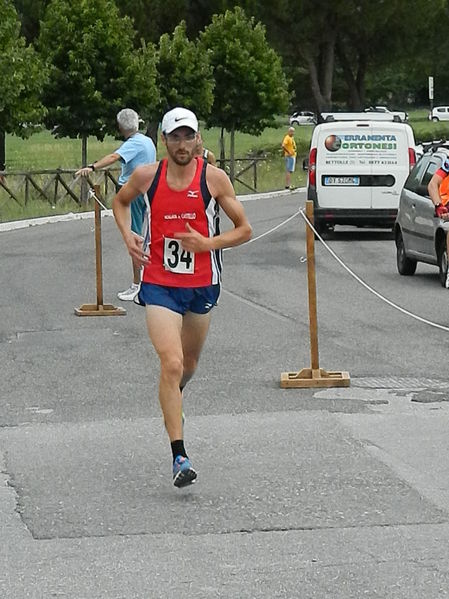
{"left": 432, "top": 116, "right": 439, "bottom": 122}
{"left": 291, "top": 120, "right": 298, "bottom": 126}
{"left": 396, "top": 232, "right": 417, "bottom": 275}
{"left": 438, "top": 239, "right": 449, "bottom": 287}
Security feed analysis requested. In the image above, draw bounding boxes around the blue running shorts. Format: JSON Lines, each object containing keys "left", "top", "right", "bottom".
{"left": 137, "top": 283, "right": 220, "bottom": 315}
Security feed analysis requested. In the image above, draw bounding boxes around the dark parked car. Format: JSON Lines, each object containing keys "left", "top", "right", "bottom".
{"left": 394, "top": 144, "right": 449, "bottom": 286}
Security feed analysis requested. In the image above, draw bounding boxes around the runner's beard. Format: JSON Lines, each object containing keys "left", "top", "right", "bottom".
{"left": 168, "top": 146, "right": 195, "bottom": 166}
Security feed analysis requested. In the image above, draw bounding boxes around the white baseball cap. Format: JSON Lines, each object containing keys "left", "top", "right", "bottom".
{"left": 161, "top": 107, "right": 198, "bottom": 135}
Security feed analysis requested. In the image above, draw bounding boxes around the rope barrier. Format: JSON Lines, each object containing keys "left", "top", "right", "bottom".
{"left": 88, "top": 188, "right": 108, "bottom": 211}
{"left": 28, "top": 178, "right": 448, "bottom": 334}
{"left": 223, "top": 208, "right": 302, "bottom": 252}
{"left": 299, "top": 208, "right": 449, "bottom": 334}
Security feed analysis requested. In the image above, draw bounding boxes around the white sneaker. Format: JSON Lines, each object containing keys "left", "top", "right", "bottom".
{"left": 117, "top": 284, "right": 140, "bottom": 301}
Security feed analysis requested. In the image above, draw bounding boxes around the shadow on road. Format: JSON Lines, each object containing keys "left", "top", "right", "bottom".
{"left": 321, "top": 226, "right": 395, "bottom": 242}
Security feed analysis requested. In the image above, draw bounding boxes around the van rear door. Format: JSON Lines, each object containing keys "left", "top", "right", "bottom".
{"left": 369, "top": 121, "right": 411, "bottom": 210}
{"left": 315, "top": 121, "right": 372, "bottom": 210}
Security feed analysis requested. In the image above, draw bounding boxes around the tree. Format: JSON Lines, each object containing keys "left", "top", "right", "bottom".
{"left": 123, "top": 40, "right": 160, "bottom": 142}
{"left": 156, "top": 22, "right": 214, "bottom": 117}
{"left": 38, "top": 0, "right": 158, "bottom": 165}
{"left": 255, "top": 0, "right": 442, "bottom": 113}
{"left": 335, "top": 0, "right": 438, "bottom": 110}
{"left": 0, "top": 0, "right": 47, "bottom": 171}
{"left": 363, "top": 0, "right": 447, "bottom": 108}
{"left": 117, "top": 0, "right": 187, "bottom": 44}
{"left": 142, "top": 21, "right": 214, "bottom": 146}
{"left": 199, "top": 7, "right": 290, "bottom": 179}
{"left": 12, "top": 0, "right": 49, "bottom": 43}
{"left": 251, "top": 0, "right": 337, "bottom": 113}
{"left": 184, "top": 0, "right": 258, "bottom": 37}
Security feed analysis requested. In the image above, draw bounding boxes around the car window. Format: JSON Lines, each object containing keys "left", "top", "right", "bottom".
{"left": 404, "top": 156, "right": 430, "bottom": 192}
{"left": 420, "top": 162, "right": 438, "bottom": 190}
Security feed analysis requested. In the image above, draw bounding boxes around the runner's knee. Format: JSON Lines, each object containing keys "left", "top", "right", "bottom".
{"left": 160, "top": 354, "right": 183, "bottom": 383}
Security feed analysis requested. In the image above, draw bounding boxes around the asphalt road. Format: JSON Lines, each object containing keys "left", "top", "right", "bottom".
{"left": 2, "top": 190, "right": 449, "bottom": 598}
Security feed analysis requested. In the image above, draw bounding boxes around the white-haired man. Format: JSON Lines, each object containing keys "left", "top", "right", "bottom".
{"left": 112, "top": 107, "right": 252, "bottom": 488}
{"left": 76, "top": 108, "right": 156, "bottom": 301}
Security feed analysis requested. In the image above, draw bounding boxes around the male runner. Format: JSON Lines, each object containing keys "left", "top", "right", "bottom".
{"left": 112, "top": 107, "right": 252, "bottom": 487}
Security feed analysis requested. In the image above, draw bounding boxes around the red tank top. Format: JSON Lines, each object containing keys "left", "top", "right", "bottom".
{"left": 141, "top": 157, "right": 222, "bottom": 288}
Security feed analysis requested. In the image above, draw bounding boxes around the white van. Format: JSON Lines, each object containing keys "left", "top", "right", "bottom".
{"left": 307, "top": 114, "right": 417, "bottom": 234}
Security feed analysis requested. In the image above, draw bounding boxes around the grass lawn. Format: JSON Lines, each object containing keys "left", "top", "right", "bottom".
{"left": 2, "top": 119, "right": 311, "bottom": 221}
{"left": 4, "top": 108, "right": 449, "bottom": 223}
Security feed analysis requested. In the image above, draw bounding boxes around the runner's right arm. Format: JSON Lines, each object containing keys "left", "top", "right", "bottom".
{"left": 112, "top": 163, "right": 158, "bottom": 266}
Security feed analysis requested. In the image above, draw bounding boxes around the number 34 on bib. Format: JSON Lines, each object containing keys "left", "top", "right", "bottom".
{"left": 163, "top": 237, "right": 194, "bottom": 274}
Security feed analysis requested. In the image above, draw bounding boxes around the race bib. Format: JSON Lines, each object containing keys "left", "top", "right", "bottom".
{"left": 163, "top": 237, "right": 194, "bottom": 274}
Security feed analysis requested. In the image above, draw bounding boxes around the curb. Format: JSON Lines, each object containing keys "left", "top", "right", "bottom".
{"left": 0, "top": 188, "right": 306, "bottom": 234}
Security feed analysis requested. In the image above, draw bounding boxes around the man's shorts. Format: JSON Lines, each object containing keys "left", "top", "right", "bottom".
{"left": 136, "top": 283, "right": 221, "bottom": 315}
{"left": 285, "top": 156, "right": 296, "bottom": 173}
{"left": 130, "top": 194, "right": 146, "bottom": 235}
{"left": 116, "top": 184, "right": 146, "bottom": 236}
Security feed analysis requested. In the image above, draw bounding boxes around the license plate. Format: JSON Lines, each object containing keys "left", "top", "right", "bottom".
{"left": 324, "top": 176, "right": 360, "bottom": 186}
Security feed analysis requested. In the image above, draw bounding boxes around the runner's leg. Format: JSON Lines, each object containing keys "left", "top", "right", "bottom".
{"left": 180, "top": 311, "right": 212, "bottom": 388}
{"left": 145, "top": 305, "right": 184, "bottom": 441}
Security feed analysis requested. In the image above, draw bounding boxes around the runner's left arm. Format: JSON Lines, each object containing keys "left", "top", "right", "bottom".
{"left": 174, "top": 166, "right": 252, "bottom": 252}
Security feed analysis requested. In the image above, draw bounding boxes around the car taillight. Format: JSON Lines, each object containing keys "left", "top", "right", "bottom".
{"left": 308, "top": 147, "right": 317, "bottom": 186}
{"left": 408, "top": 147, "right": 416, "bottom": 171}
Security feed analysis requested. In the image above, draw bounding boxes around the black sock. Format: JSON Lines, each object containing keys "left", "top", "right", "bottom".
{"left": 171, "top": 439, "right": 187, "bottom": 462}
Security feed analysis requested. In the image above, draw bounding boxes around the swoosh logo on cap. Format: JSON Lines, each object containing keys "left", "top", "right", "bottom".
{"left": 174, "top": 116, "right": 187, "bottom": 122}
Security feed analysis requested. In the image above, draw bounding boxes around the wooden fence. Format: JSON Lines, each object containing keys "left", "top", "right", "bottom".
{"left": 0, "top": 156, "right": 267, "bottom": 209}
{"left": 219, "top": 157, "right": 267, "bottom": 193}
{"left": 0, "top": 167, "right": 121, "bottom": 207}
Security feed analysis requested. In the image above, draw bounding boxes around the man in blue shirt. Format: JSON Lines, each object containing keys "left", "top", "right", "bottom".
{"left": 76, "top": 108, "right": 156, "bottom": 301}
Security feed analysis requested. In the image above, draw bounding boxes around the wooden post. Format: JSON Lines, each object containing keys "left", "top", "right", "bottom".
{"left": 95, "top": 189, "right": 105, "bottom": 307}
{"left": 75, "top": 185, "right": 126, "bottom": 317}
{"left": 280, "top": 200, "right": 350, "bottom": 388}
{"left": 306, "top": 200, "right": 320, "bottom": 372}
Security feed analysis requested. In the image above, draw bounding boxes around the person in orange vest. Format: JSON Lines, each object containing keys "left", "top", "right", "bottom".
{"left": 428, "top": 156, "right": 449, "bottom": 219}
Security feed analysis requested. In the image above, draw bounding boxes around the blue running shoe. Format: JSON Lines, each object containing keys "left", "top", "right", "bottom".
{"left": 173, "top": 455, "right": 197, "bottom": 488}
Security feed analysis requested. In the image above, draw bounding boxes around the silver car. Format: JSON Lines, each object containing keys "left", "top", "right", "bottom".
{"left": 395, "top": 145, "right": 449, "bottom": 286}
{"left": 289, "top": 111, "right": 316, "bottom": 126}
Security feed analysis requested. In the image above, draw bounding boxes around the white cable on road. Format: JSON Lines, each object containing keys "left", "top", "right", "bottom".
{"left": 299, "top": 209, "right": 449, "bottom": 333}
